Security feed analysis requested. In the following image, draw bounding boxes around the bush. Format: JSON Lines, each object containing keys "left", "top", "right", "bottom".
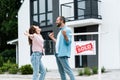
{"left": 78, "top": 69, "right": 83, "bottom": 76}
{"left": 84, "top": 67, "right": 92, "bottom": 76}
{"left": 92, "top": 67, "right": 98, "bottom": 74}
{"left": 0, "top": 55, "right": 3, "bottom": 67}
{"left": 8, "top": 64, "right": 18, "bottom": 74}
{"left": 0, "top": 60, "right": 18, "bottom": 73}
{"left": 0, "top": 68, "right": 4, "bottom": 74}
{"left": 1, "top": 60, "right": 12, "bottom": 72}
{"left": 101, "top": 67, "right": 105, "bottom": 73}
{"left": 0, "top": 66, "right": 8, "bottom": 72}
{"left": 19, "top": 64, "right": 33, "bottom": 74}
{"left": 9, "top": 68, "right": 18, "bottom": 74}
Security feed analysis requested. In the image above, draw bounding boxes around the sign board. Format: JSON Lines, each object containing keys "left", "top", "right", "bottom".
{"left": 75, "top": 41, "right": 96, "bottom": 55}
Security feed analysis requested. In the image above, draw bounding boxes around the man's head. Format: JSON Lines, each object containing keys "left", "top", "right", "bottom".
{"left": 56, "top": 16, "right": 66, "bottom": 27}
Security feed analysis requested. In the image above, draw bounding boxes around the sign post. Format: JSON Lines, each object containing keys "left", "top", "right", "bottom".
{"left": 71, "top": 32, "right": 101, "bottom": 80}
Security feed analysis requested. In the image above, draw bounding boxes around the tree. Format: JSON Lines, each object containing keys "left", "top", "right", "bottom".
{"left": 0, "top": 0, "right": 21, "bottom": 53}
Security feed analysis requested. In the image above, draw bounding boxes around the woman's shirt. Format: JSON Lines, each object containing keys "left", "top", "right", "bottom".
{"left": 30, "top": 34, "right": 44, "bottom": 52}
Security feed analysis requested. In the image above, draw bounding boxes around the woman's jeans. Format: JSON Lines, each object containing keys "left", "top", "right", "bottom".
{"left": 55, "top": 54, "right": 75, "bottom": 80}
{"left": 31, "top": 52, "right": 46, "bottom": 80}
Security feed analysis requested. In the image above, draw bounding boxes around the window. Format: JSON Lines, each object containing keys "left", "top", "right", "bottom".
{"left": 39, "top": 0, "right": 45, "bottom": 13}
{"left": 48, "top": 0, "right": 52, "bottom": 11}
{"left": 39, "top": 14, "right": 45, "bottom": 26}
{"left": 41, "top": 31, "right": 54, "bottom": 55}
{"left": 47, "top": 13, "right": 53, "bottom": 25}
{"left": 32, "top": 0, "right": 53, "bottom": 27}
{"left": 31, "top": 0, "right": 54, "bottom": 55}
{"left": 77, "top": 0, "right": 85, "bottom": 19}
{"left": 33, "top": 1, "right": 37, "bottom": 14}
{"left": 61, "top": 0, "right": 101, "bottom": 21}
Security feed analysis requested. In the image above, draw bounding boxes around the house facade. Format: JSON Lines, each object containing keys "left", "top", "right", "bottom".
{"left": 18, "top": 0, "right": 120, "bottom": 70}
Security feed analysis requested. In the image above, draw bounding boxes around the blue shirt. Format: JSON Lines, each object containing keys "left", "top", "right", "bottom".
{"left": 56, "top": 26, "right": 72, "bottom": 57}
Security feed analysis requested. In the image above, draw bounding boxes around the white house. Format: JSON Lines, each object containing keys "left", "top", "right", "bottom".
{"left": 18, "top": 0, "right": 120, "bottom": 70}
{"left": 7, "top": 39, "right": 18, "bottom": 64}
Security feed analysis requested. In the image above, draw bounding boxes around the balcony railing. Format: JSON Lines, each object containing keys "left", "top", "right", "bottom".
{"left": 61, "top": 0, "right": 102, "bottom": 21}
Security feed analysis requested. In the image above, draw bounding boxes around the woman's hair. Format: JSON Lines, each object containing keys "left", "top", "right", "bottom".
{"left": 28, "top": 25, "right": 36, "bottom": 45}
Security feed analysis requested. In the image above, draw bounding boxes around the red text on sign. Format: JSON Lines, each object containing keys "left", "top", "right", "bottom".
{"left": 76, "top": 43, "right": 93, "bottom": 54}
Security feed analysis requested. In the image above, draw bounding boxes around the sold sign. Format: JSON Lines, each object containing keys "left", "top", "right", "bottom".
{"left": 75, "top": 41, "right": 96, "bottom": 55}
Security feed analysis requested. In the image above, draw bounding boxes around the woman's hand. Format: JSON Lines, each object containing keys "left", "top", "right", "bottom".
{"left": 24, "top": 31, "right": 29, "bottom": 36}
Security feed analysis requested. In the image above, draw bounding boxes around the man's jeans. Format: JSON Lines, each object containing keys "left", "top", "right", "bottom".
{"left": 31, "top": 52, "right": 46, "bottom": 80}
{"left": 55, "top": 54, "right": 75, "bottom": 80}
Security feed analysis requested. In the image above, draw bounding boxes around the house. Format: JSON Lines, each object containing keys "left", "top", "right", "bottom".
{"left": 7, "top": 39, "right": 18, "bottom": 64}
{"left": 18, "top": 0, "right": 120, "bottom": 70}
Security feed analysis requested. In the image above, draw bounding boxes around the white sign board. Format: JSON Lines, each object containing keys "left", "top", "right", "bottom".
{"left": 75, "top": 41, "right": 96, "bottom": 55}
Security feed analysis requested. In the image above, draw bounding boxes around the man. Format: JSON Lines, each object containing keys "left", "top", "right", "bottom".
{"left": 49, "top": 16, "right": 75, "bottom": 80}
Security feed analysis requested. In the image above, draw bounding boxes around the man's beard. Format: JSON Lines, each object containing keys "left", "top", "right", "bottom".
{"left": 56, "top": 23, "right": 61, "bottom": 27}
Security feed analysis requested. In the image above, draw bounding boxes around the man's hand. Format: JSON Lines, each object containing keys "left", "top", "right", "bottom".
{"left": 49, "top": 32, "right": 56, "bottom": 43}
{"left": 49, "top": 32, "right": 54, "bottom": 39}
{"left": 62, "top": 30, "right": 68, "bottom": 41}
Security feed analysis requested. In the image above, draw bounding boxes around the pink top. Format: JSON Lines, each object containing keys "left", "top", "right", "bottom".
{"left": 30, "top": 34, "right": 44, "bottom": 52}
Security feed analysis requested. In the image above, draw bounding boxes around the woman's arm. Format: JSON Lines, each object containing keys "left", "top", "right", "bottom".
{"left": 24, "top": 31, "right": 34, "bottom": 39}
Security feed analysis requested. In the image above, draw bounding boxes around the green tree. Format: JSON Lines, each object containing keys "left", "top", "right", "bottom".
{"left": 0, "top": 0, "right": 21, "bottom": 53}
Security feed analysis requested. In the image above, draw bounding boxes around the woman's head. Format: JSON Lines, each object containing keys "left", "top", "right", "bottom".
{"left": 28, "top": 25, "right": 41, "bottom": 45}
{"left": 29, "top": 25, "right": 41, "bottom": 34}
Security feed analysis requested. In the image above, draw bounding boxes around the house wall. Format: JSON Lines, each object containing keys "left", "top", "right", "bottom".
{"left": 18, "top": 0, "right": 31, "bottom": 67}
{"left": 100, "top": 0, "right": 120, "bottom": 69}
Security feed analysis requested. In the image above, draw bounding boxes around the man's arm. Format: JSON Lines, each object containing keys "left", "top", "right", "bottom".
{"left": 62, "top": 29, "right": 72, "bottom": 44}
{"left": 48, "top": 32, "right": 56, "bottom": 43}
{"left": 62, "top": 30, "right": 68, "bottom": 42}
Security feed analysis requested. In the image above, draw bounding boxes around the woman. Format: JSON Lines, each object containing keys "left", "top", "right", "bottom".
{"left": 24, "top": 25, "right": 46, "bottom": 80}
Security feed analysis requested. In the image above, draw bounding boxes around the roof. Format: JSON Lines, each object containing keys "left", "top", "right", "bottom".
{"left": 7, "top": 39, "right": 18, "bottom": 45}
